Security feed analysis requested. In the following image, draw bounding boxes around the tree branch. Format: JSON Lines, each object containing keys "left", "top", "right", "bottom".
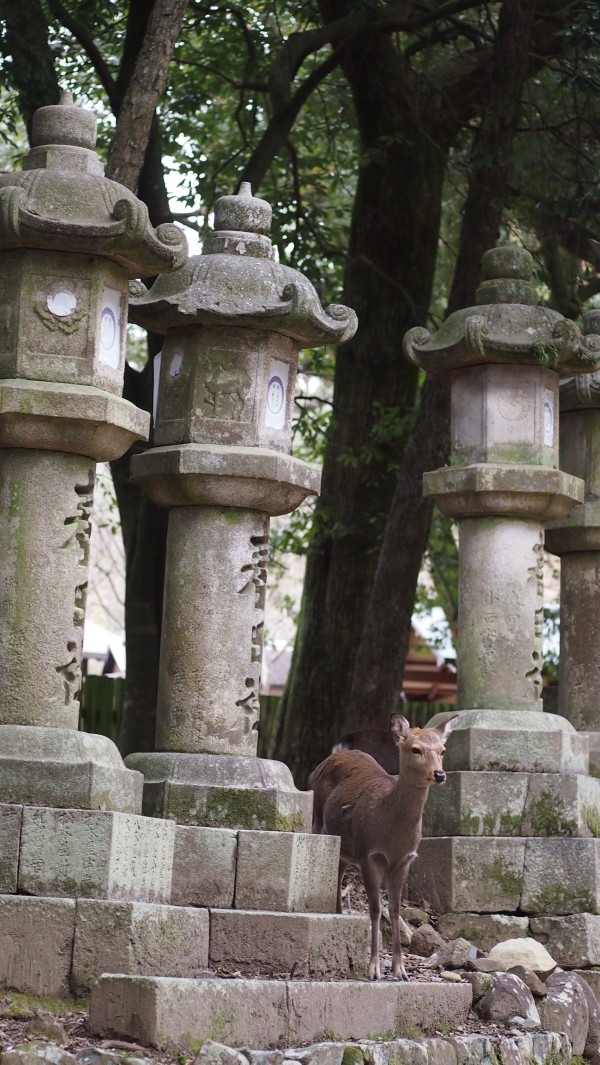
{"left": 106, "top": 0, "right": 191, "bottom": 190}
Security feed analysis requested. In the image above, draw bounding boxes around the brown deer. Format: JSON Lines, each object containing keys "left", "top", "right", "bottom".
{"left": 309, "top": 712, "right": 458, "bottom": 981}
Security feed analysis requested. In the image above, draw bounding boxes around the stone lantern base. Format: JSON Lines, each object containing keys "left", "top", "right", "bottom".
{"left": 429, "top": 709, "right": 588, "bottom": 773}
{"left": 408, "top": 710, "right": 600, "bottom": 926}
{"left": 124, "top": 751, "right": 313, "bottom": 832}
{"left": 0, "top": 725, "right": 143, "bottom": 812}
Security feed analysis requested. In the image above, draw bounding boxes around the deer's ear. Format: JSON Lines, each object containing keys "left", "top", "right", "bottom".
{"left": 435, "top": 713, "right": 460, "bottom": 741}
{"left": 390, "top": 714, "right": 411, "bottom": 743}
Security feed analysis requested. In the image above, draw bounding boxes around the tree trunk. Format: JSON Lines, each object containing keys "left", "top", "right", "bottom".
{"left": 0, "top": 0, "right": 60, "bottom": 137}
{"left": 275, "top": 19, "right": 452, "bottom": 786}
{"left": 345, "top": 0, "right": 540, "bottom": 732}
{"left": 106, "top": 0, "right": 190, "bottom": 192}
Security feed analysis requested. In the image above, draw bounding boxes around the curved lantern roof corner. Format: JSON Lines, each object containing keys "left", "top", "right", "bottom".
{"left": 0, "top": 90, "right": 188, "bottom": 277}
{"left": 404, "top": 245, "right": 600, "bottom": 378}
{"left": 129, "top": 182, "right": 358, "bottom": 346}
{"left": 560, "top": 309, "right": 600, "bottom": 412}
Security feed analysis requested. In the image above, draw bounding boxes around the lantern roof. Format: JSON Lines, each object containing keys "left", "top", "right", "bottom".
{"left": 0, "top": 91, "right": 187, "bottom": 277}
{"left": 404, "top": 245, "right": 600, "bottom": 378}
{"left": 129, "top": 182, "right": 357, "bottom": 346}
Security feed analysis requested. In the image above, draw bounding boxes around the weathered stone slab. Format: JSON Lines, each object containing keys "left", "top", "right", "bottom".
{"left": 409, "top": 838, "right": 526, "bottom": 913}
{"left": 530, "top": 913, "right": 600, "bottom": 968}
{"left": 89, "top": 976, "right": 472, "bottom": 1049}
{"left": 424, "top": 771, "right": 600, "bottom": 838}
{"left": 0, "top": 895, "right": 75, "bottom": 996}
{"left": 428, "top": 710, "right": 588, "bottom": 774}
{"left": 209, "top": 910, "right": 370, "bottom": 978}
{"left": 171, "top": 825, "right": 237, "bottom": 907}
{"left": 0, "top": 805, "right": 22, "bottom": 892}
{"left": 583, "top": 732, "right": 600, "bottom": 781}
{"left": 437, "top": 913, "right": 529, "bottom": 953}
{"left": 522, "top": 774, "right": 600, "bottom": 837}
{"left": 0, "top": 726, "right": 142, "bottom": 813}
{"left": 72, "top": 899, "right": 209, "bottom": 990}
{"left": 521, "top": 837, "right": 600, "bottom": 914}
{"left": 90, "top": 975, "right": 289, "bottom": 1048}
{"left": 234, "top": 830, "right": 339, "bottom": 912}
{"left": 0, "top": 378, "right": 149, "bottom": 461}
{"left": 18, "top": 807, "right": 175, "bottom": 902}
{"left": 422, "top": 773, "right": 529, "bottom": 837}
{"left": 127, "top": 752, "right": 312, "bottom": 832}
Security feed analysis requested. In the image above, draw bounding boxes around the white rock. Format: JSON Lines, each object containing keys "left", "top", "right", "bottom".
{"left": 488, "top": 938, "right": 557, "bottom": 978}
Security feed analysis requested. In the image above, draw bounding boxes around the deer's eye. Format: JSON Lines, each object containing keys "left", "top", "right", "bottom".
{"left": 411, "top": 746, "right": 422, "bottom": 755}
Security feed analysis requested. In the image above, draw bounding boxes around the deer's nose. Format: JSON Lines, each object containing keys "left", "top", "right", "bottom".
{"left": 434, "top": 770, "right": 446, "bottom": 784}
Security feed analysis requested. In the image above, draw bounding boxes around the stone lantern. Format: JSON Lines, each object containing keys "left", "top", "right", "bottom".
{"left": 546, "top": 309, "right": 600, "bottom": 737}
{"left": 404, "top": 246, "right": 600, "bottom": 923}
{"left": 0, "top": 91, "right": 187, "bottom": 810}
{"left": 404, "top": 245, "right": 599, "bottom": 765}
{"left": 125, "top": 182, "right": 357, "bottom": 829}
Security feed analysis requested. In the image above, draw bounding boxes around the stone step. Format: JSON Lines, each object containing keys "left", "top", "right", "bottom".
{"left": 0, "top": 895, "right": 369, "bottom": 995}
{"left": 1, "top": 803, "right": 340, "bottom": 913}
{"left": 209, "top": 909, "right": 370, "bottom": 978}
{"left": 423, "top": 771, "right": 600, "bottom": 838}
{"left": 172, "top": 824, "right": 339, "bottom": 912}
{"left": 89, "top": 974, "right": 472, "bottom": 1050}
{"left": 409, "top": 836, "right": 600, "bottom": 915}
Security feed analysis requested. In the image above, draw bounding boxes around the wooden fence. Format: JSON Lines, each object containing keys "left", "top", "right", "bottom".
{"left": 79, "top": 677, "right": 454, "bottom": 756}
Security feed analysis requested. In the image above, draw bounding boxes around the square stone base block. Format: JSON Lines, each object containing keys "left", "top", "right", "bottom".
{"left": 423, "top": 771, "right": 600, "bottom": 838}
{"left": 409, "top": 836, "right": 600, "bottom": 915}
{"left": 18, "top": 807, "right": 175, "bottom": 902}
{"left": 72, "top": 899, "right": 209, "bottom": 990}
{"left": 426, "top": 710, "right": 588, "bottom": 774}
{"left": 0, "top": 725, "right": 143, "bottom": 813}
{"left": 210, "top": 910, "right": 370, "bottom": 978}
{"left": 125, "top": 752, "right": 313, "bottom": 832}
{"left": 530, "top": 913, "right": 600, "bottom": 968}
{"left": 235, "top": 830, "right": 339, "bottom": 912}
{"left": 89, "top": 975, "right": 472, "bottom": 1050}
{"left": 0, "top": 895, "right": 75, "bottom": 996}
{"left": 0, "top": 895, "right": 209, "bottom": 996}
{"left": 171, "top": 824, "right": 339, "bottom": 912}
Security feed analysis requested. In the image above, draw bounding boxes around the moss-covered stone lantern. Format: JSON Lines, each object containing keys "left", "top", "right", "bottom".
{"left": 0, "top": 91, "right": 187, "bottom": 812}
{"left": 404, "top": 245, "right": 600, "bottom": 771}
{"left": 125, "top": 182, "right": 357, "bottom": 830}
{"left": 546, "top": 309, "right": 600, "bottom": 733}
{"left": 404, "top": 248, "right": 600, "bottom": 924}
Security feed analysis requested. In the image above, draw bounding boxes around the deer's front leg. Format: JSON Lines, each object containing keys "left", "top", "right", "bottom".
{"left": 361, "top": 860, "right": 383, "bottom": 980}
{"left": 388, "top": 862, "right": 411, "bottom": 981}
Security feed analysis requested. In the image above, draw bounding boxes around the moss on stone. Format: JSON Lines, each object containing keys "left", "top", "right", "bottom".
{"left": 483, "top": 813, "right": 497, "bottom": 836}
{"left": 530, "top": 883, "right": 597, "bottom": 914}
{"left": 208, "top": 1006, "right": 237, "bottom": 1043}
{"left": 479, "top": 857, "right": 523, "bottom": 900}
{"left": 499, "top": 813, "right": 524, "bottom": 837}
{"left": 204, "top": 788, "right": 304, "bottom": 831}
{"left": 459, "top": 813, "right": 480, "bottom": 836}
{"left": 529, "top": 790, "right": 577, "bottom": 837}
{"left": 583, "top": 804, "right": 600, "bottom": 838}
{"left": 7, "top": 989, "right": 88, "bottom": 1013}
{"left": 342, "top": 1046, "right": 364, "bottom": 1065}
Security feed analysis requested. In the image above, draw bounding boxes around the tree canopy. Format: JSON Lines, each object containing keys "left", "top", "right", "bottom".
{"left": 1, "top": 0, "right": 599, "bottom": 782}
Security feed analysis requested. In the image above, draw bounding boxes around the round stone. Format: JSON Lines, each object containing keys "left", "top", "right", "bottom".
{"left": 214, "top": 182, "right": 272, "bottom": 235}
{"left": 32, "top": 91, "right": 97, "bottom": 150}
{"left": 482, "top": 245, "right": 534, "bottom": 281}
